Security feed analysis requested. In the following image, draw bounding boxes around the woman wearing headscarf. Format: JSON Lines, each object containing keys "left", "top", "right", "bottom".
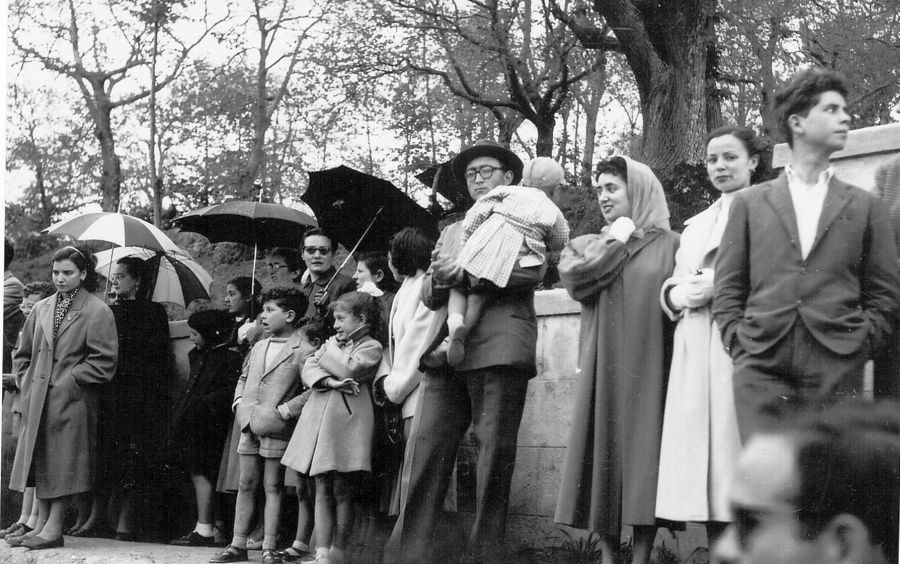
{"left": 554, "top": 156, "right": 679, "bottom": 564}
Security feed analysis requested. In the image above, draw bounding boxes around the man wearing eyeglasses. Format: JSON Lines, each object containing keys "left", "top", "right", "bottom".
{"left": 711, "top": 401, "right": 899, "bottom": 564}
{"left": 298, "top": 227, "right": 355, "bottom": 326}
{"left": 386, "top": 140, "right": 539, "bottom": 563}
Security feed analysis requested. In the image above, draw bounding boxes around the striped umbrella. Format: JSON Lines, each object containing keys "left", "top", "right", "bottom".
{"left": 94, "top": 246, "right": 213, "bottom": 307}
{"left": 45, "top": 212, "right": 181, "bottom": 252}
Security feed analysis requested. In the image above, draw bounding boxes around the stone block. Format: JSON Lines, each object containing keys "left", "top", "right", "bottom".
{"left": 537, "top": 315, "right": 581, "bottom": 381}
{"left": 518, "top": 380, "right": 577, "bottom": 447}
{"left": 537, "top": 447, "right": 566, "bottom": 516}
{"left": 508, "top": 446, "right": 540, "bottom": 515}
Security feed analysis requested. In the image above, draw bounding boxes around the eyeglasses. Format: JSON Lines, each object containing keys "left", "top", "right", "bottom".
{"left": 265, "top": 263, "right": 289, "bottom": 271}
{"left": 303, "top": 246, "right": 332, "bottom": 255}
{"left": 464, "top": 165, "right": 505, "bottom": 182}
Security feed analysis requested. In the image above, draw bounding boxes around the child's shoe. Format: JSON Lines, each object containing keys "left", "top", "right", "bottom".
{"left": 262, "top": 548, "right": 283, "bottom": 564}
{"left": 446, "top": 325, "right": 469, "bottom": 367}
{"left": 209, "top": 545, "right": 249, "bottom": 563}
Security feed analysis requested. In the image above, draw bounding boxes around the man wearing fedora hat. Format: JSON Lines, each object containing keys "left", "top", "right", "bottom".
{"left": 385, "top": 140, "right": 539, "bottom": 562}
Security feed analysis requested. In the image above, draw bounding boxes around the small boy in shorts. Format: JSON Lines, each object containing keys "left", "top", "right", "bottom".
{"left": 210, "top": 287, "right": 312, "bottom": 564}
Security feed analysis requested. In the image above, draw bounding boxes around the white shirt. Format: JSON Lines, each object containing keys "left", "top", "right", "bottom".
{"left": 786, "top": 164, "right": 834, "bottom": 259}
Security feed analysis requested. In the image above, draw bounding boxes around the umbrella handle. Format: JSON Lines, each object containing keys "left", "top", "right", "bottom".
{"left": 317, "top": 206, "right": 384, "bottom": 303}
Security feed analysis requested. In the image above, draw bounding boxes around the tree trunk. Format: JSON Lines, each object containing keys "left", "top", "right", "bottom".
{"left": 94, "top": 98, "right": 121, "bottom": 212}
{"left": 34, "top": 159, "right": 53, "bottom": 227}
{"left": 534, "top": 115, "right": 555, "bottom": 157}
{"left": 239, "top": 26, "right": 270, "bottom": 200}
{"left": 149, "top": 4, "right": 161, "bottom": 225}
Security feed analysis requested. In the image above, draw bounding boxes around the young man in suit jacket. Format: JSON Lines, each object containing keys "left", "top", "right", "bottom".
{"left": 713, "top": 68, "right": 900, "bottom": 441}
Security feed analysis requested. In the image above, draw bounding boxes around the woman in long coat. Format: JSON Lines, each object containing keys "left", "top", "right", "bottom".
{"left": 554, "top": 156, "right": 678, "bottom": 564}
{"left": 8, "top": 245, "right": 118, "bottom": 550}
{"left": 655, "top": 127, "right": 762, "bottom": 542}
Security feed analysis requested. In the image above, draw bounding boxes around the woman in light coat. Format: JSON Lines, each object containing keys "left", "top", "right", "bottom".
{"left": 8, "top": 245, "right": 118, "bottom": 550}
{"left": 373, "top": 227, "right": 444, "bottom": 514}
{"left": 655, "top": 126, "right": 764, "bottom": 544}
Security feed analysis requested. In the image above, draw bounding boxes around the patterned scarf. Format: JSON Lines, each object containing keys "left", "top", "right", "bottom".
{"left": 54, "top": 288, "right": 79, "bottom": 335}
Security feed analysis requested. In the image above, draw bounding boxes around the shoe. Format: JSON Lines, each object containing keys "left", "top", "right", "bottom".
{"left": 71, "top": 525, "right": 115, "bottom": 539}
{"left": 210, "top": 545, "right": 249, "bottom": 563}
{"left": 446, "top": 325, "right": 469, "bottom": 367}
{"left": 5, "top": 532, "right": 31, "bottom": 547}
{"left": 21, "top": 535, "right": 64, "bottom": 550}
{"left": 281, "top": 546, "right": 312, "bottom": 562}
{"left": 171, "top": 531, "right": 219, "bottom": 547}
{"left": 263, "top": 548, "right": 283, "bottom": 564}
{"left": 115, "top": 531, "right": 136, "bottom": 542}
{"left": 246, "top": 535, "right": 265, "bottom": 550}
{"left": 0, "top": 522, "right": 28, "bottom": 539}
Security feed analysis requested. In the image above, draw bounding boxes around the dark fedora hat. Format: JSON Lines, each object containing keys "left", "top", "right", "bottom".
{"left": 451, "top": 139, "right": 524, "bottom": 185}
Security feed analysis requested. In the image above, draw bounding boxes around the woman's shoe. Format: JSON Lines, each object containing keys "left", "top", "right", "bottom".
{"left": 0, "top": 522, "right": 28, "bottom": 539}
{"left": 170, "top": 531, "right": 218, "bottom": 547}
{"left": 71, "top": 525, "right": 115, "bottom": 539}
{"left": 21, "top": 535, "right": 64, "bottom": 550}
{"left": 114, "top": 531, "right": 136, "bottom": 542}
{"left": 6, "top": 532, "right": 33, "bottom": 547}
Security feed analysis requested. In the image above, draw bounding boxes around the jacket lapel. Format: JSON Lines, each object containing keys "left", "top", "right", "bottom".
{"left": 762, "top": 176, "right": 801, "bottom": 252}
{"left": 39, "top": 295, "right": 56, "bottom": 351}
{"left": 809, "top": 178, "right": 852, "bottom": 256}
{"left": 54, "top": 290, "right": 88, "bottom": 341}
{"left": 262, "top": 332, "right": 300, "bottom": 378}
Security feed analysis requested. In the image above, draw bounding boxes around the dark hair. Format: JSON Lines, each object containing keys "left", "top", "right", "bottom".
{"left": 23, "top": 281, "right": 56, "bottom": 300}
{"left": 265, "top": 247, "right": 303, "bottom": 272}
{"left": 330, "top": 291, "right": 383, "bottom": 342}
{"left": 298, "top": 319, "right": 328, "bottom": 347}
{"left": 227, "top": 275, "right": 262, "bottom": 317}
{"left": 773, "top": 67, "right": 849, "bottom": 147}
{"left": 52, "top": 245, "right": 99, "bottom": 292}
{"left": 705, "top": 126, "right": 770, "bottom": 185}
{"left": 116, "top": 257, "right": 149, "bottom": 296}
{"left": 259, "top": 286, "right": 308, "bottom": 326}
{"left": 785, "top": 402, "right": 899, "bottom": 562}
{"left": 4, "top": 237, "right": 14, "bottom": 270}
{"left": 594, "top": 156, "right": 628, "bottom": 184}
{"left": 389, "top": 227, "right": 434, "bottom": 277}
{"left": 187, "top": 309, "right": 232, "bottom": 346}
{"left": 357, "top": 252, "right": 398, "bottom": 293}
{"left": 302, "top": 228, "right": 337, "bottom": 252}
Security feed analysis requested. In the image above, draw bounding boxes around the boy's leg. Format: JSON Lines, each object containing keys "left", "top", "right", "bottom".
{"left": 233, "top": 454, "right": 263, "bottom": 543}
{"left": 261, "top": 458, "right": 284, "bottom": 550}
{"left": 192, "top": 473, "right": 215, "bottom": 534}
{"left": 447, "top": 287, "right": 466, "bottom": 334}
{"left": 330, "top": 473, "right": 354, "bottom": 553}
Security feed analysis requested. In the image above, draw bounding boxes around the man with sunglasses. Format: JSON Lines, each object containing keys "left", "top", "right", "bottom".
{"left": 385, "top": 140, "right": 539, "bottom": 563}
{"left": 712, "top": 401, "right": 899, "bottom": 564}
{"left": 298, "top": 227, "right": 355, "bottom": 327}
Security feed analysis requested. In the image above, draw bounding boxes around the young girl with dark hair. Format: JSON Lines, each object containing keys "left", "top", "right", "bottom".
{"left": 7, "top": 245, "right": 118, "bottom": 550}
{"left": 169, "top": 309, "right": 243, "bottom": 547}
{"left": 281, "top": 292, "right": 384, "bottom": 564}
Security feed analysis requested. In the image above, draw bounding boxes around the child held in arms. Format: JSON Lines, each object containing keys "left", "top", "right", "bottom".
{"left": 445, "top": 156, "right": 570, "bottom": 366}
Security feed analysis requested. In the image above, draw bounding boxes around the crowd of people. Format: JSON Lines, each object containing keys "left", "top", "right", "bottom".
{"left": 2, "top": 66, "right": 899, "bottom": 564}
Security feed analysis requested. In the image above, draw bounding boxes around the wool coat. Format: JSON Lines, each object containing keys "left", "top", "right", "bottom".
{"left": 554, "top": 228, "right": 678, "bottom": 536}
{"left": 655, "top": 199, "right": 741, "bottom": 522}
{"left": 10, "top": 289, "right": 118, "bottom": 498}
{"left": 234, "top": 332, "right": 307, "bottom": 440}
{"left": 281, "top": 332, "right": 383, "bottom": 476}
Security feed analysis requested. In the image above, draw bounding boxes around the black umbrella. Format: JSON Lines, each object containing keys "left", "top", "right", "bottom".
{"left": 414, "top": 160, "right": 473, "bottom": 213}
{"left": 304, "top": 165, "right": 439, "bottom": 254}
{"left": 172, "top": 200, "right": 317, "bottom": 250}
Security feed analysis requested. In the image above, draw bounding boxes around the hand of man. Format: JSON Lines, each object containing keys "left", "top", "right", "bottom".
{"left": 430, "top": 251, "right": 459, "bottom": 289}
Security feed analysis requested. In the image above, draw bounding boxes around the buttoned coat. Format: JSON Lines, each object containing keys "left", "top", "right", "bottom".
{"left": 655, "top": 200, "right": 741, "bottom": 522}
{"left": 714, "top": 174, "right": 900, "bottom": 358}
{"left": 234, "top": 332, "right": 306, "bottom": 440}
{"left": 10, "top": 290, "right": 118, "bottom": 497}
{"left": 281, "top": 333, "right": 382, "bottom": 476}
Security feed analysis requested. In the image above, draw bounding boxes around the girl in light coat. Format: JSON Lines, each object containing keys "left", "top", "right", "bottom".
{"left": 282, "top": 292, "right": 384, "bottom": 564}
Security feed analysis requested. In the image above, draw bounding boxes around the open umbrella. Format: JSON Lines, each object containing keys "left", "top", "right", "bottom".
{"left": 172, "top": 200, "right": 317, "bottom": 250}
{"left": 415, "top": 160, "right": 473, "bottom": 213}
{"left": 304, "top": 165, "right": 439, "bottom": 254}
{"left": 173, "top": 200, "right": 318, "bottom": 295}
{"left": 44, "top": 212, "right": 181, "bottom": 252}
{"left": 94, "top": 246, "right": 213, "bottom": 307}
